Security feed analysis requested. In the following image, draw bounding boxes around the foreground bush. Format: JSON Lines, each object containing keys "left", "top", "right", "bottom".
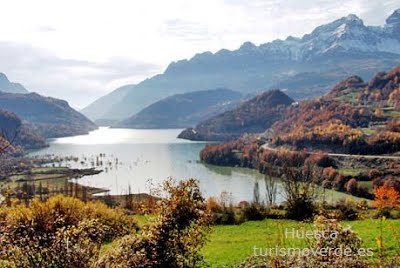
{"left": 96, "top": 179, "right": 212, "bottom": 268}
{"left": 0, "top": 195, "right": 137, "bottom": 267}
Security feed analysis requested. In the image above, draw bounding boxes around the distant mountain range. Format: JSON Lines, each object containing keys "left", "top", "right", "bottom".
{"left": 0, "top": 73, "right": 97, "bottom": 150}
{"left": 82, "top": 84, "right": 133, "bottom": 124}
{"left": 0, "top": 91, "right": 97, "bottom": 138}
{"left": 82, "top": 9, "right": 400, "bottom": 122}
{"left": 0, "top": 73, "right": 29, "bottom": 94}
{"left": 116, "top": 88, "right": 243, "bottom": 129}
{"left": 178, "top": 90, "right": 293, "bottom": 141}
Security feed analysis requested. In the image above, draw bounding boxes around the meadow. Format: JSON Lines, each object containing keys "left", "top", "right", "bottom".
{"left": 202, "top": 219, "right": 400, "bottom": 267}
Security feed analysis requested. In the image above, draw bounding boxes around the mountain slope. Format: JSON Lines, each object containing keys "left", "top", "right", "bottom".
{"left": 117, "top": 88, "right": 243, "bottom": 129}
{"left": 270, "top": 66, "right": 400, "bottom": 154}
{"left": 0, "top": 92, "right": 97, "bottom": 138}
{"left": 83, "top": 9, "right": 400, "bottom": 122}
{"left": 0, "top": 109, "right": 46, "bottom": 152}
{"left": 0, "top": 73, "right": 29, "bottom": 94}
{"left": 178, "top": 90, "right": 293, "bottom": 141}
{"left": 80, "top": 84, "right": 133, "bottom": 122}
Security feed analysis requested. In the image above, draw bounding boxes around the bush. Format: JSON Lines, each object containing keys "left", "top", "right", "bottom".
{"left": 345, "top": 178, "right": 358, "bottom": 195}
{"left": 281, "top": 163, "right": 318, "bottom": 221}
{"left": 0, "top": 195, "right": 137, "bottom": 267}
{"left": 374, "top": 207, "right": 392, "bottom": 219}
{"left": 212, "top": 206, "right": 237, "bottom": 225}
{"left": 96, "top": 179, "right": 212, "bottom": 268}
{"left": 285, "top": 196, "right": 316, "bottom": 221}
{"left": 335, "top": 199, "right": 359, "bottom": 220}
{"left": 243, "top": 203, "right": 267, "bottom": 221}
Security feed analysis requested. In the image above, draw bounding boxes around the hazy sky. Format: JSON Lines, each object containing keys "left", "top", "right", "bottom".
{"left": 0, "top": 0, "right": 399, "bottom": 108}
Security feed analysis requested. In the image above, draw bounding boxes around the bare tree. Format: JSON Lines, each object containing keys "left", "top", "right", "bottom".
{"left": 264, "top": 164, "right": 277, "bottom": 206}
{"left": 253, "top": 181, "right": 260, "bottom": 204}
{"left": 281, "top": 161, "right": 320, "bottom": 220}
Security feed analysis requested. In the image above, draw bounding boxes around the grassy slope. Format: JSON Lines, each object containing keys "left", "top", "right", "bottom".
{"left": 202, "top": 219, "right": 400, "bottom": 268}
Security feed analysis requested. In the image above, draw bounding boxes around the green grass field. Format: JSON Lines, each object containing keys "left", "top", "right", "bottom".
{"left": 337, "top": 168, "right": 367, "bottom": 177}
{"left": 202, "top": 219, "right": 400, "bottom": 267}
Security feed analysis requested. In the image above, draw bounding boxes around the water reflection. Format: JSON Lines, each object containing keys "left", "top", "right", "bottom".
{"left": 30, "top": 127, "right": 286, "bottom": 203}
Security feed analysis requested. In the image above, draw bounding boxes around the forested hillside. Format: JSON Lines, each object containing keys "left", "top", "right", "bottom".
{"left": 0, "top": 92, "right": 97, "bottom": 138}
{"left": 179, "top": 90, "right": 293, "bottom": 141}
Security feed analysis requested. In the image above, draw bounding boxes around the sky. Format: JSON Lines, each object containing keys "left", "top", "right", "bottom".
{"left": 0, "top": 0, "right": 399, "bottom": 109}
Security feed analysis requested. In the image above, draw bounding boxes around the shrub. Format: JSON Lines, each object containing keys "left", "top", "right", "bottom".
{"left": 0, "top": 195, "right": 137, "bottom": 267}
{"left": 212, "top": 205, "right": 237, "bottom": 225}
{"left": 335, "top": 199, "right": 358, "bottom": 220}
{"left": 285, "top": 196, "right": 316, "bottom": 221}
{"left": 206, "top": 196, "right": 222, "bottom": 212}
{"left": 96, "top": 179, "right": 212, "bottom": 268}
{"left": 368, "top": 169, "right": 380, "bottom": 180}
{"left": 282, "top": 163, "right": 318, "bottom": 221}
{"left": 345, "top": 178, "right": 358, "bottom": 195}
{"left": 243, "top": 203, "right": 267, "bottom": 221}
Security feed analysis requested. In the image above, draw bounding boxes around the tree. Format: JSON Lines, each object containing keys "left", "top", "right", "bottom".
{"left": 373, "top": 186, "right": 400, "bottom": 209}
{"left": 345, "top": 178, "right": 358, "bottom": 195}
{"left": 281, "top": 161, "right": 319, "bottom": 220}
{"left": 97, "top": 179, "right": 212, "bottom": 268}
{"left": 264, "top": 164, "right": 277, "bottom": 206}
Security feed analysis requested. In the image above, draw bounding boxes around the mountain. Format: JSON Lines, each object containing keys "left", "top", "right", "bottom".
{"left": 82, "top": 9, "right": 400, "bottom": 122}
{"left": 80, "top": 84, "right": 133, "bottom": 124}
{"left": 0, "top": 92, "right": 97, "bottom": 138}
{"left": 0, "top": 109, "right": 46, "bottom": 152}
{"left": 270, "top": 66, "right": 400, "bottom": 154}
{"left": 0, "top": 73, "right": 29, "bottom": 94}
{"left": 116, "top": 88, "right": 243, "bottom": 129}
{"left": 178, "top": 90, "right": 293, "bottom": 141}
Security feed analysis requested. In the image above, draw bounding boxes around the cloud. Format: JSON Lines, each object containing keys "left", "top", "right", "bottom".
{"left": 0, "top": 0, "right": 398, "bottom": 109}
{"left": 219, "top": 0, "right": 400, "bottom": 42}
{"left": 162, "top": 19, "right": 215, "bottom": 42}
{"left": 36, "top": 26, "right": 57, "bottom": 32}
{"left": 0, "top": 42, "right": 162, "bottom": 108}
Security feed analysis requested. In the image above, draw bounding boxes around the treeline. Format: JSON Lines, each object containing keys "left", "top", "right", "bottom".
{"left": 200, "top": 137, "right": 331, "bottom": 171}
{"left": 200, "top": 137, "right": 400, "bottom": 199}
{"left": 200, "top": 137, "right": 263, "bottom": 169}
{"left": 273, "top": 118, "right": 400, "bottom": 155}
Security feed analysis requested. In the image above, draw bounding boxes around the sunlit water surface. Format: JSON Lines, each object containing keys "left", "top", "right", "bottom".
{"left": 30, "top": 127, "right": 287, "bottom": 203}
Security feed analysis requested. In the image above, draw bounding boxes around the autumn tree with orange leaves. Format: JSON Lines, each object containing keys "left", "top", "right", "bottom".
{"left": 373, "top": 186, "right": 400, "bottom": 209}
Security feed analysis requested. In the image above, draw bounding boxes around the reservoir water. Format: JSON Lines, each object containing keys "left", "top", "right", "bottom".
{"left": 30, "top": 127, "right": 284, "bottom": 203}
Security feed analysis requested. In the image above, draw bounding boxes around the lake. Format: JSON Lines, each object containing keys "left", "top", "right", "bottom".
{"left": 29, "top": 127, "right": 286, "bottom": 203}
{"left": 29, "top": 127, "right": 360, "bottom": 204}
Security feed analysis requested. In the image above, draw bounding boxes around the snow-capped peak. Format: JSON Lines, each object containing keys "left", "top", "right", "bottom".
{"left": 167, "top": 8, "right": 400, "bottom": 71}
{"left": 344, "top": 14, "right": 363, "bottom": 23}
{"left": 386, "top": 9, "right": 400, "bottom": 27}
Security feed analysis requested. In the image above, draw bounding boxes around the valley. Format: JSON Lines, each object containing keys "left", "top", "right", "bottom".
{"left": 0, "top": 6, "right": 399, "bottom": 268}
